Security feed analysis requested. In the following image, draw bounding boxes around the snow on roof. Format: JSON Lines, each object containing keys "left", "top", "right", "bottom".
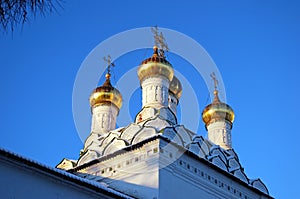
{"left": 0, "top": 148, "right": 133, "bottom": 199}
{"left": 60, "top": 107, "right": 270, "bottom": 196}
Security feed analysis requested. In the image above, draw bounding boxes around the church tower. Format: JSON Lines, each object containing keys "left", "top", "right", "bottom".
{"left": 202, "top": 73, "right": 235, "bottom": 150}
{"left": 136, "top": 45, "right": 174, "bottom": 123}
{"left": 138, "top": 46, "right": 173, "bottom": 108}
{"left": 89, "top": 73, "right": 122, "bottom": 134}
{"left": 78, "top": 56, "right": 122, "bottom": 165}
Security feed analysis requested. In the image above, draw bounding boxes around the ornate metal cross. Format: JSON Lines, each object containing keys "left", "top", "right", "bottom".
{"left": 151, "top": 26, "right": 169, "bottom": 53}
{"left": 210, "top": 72, "right": 219, "bottom": 91}
{"left": 103, "top": 55, "right": 115, "bottom": 76}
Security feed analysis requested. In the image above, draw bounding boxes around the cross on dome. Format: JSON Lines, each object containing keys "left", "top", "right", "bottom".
{"left": 210, "top": 72, "right": 219, "bottom": 92}
{"left": 151, "top": 26, "right": 160, "bottom": 47}
{"left": 151, "top": 26, "right": 169, "bottom": 57}
{"left": 103, "top": 55, "right": 115, "bottom": 79}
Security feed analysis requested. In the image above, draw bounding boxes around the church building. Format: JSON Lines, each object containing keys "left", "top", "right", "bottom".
{"left": 0, "top": 30, "right": 273, "bottom": 199}
{"left": 56, "top": 32, "right": 272, "bottom": 198}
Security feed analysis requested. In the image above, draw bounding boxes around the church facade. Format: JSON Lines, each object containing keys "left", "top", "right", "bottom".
{"left": 55, "top": 39, "right": 272, "bottom": 198}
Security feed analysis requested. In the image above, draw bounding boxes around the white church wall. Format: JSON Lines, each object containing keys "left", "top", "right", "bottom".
{"left": 73, "top": 137, "right": 271, "bottom": 199}
{"left": 0, "top": 153, "right": 121, "bottom": 199}
{"left": 158, "top": 140, "right": 271, "bottom": 199}
{"left": 76, "top": 139, "right": 161, "bottom": 199}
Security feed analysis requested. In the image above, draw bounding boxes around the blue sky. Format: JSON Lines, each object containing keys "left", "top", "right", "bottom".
{"left": 1, "top": 1, "right": 300, "bottom": 198}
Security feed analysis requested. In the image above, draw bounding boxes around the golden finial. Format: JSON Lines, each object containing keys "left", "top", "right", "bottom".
{"left": 103, "top": 55, "right": 115, "bottom": 79}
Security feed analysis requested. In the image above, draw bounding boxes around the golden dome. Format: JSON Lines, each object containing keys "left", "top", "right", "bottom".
{"left": 202, "top": 90, "right": 234, "bottom": 127}
{"left": 169, "top": 76, "right": 182, "bottom": 99}
{"left": 137, "top": 46, "right": 174, "bottom": 82}
{"left": 89, "top": 74, "right": 122, "bottom": 109}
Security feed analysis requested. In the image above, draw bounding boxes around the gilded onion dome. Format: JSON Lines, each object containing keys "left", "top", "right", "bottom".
{"left": 137, "top": 46, "right": 174, "bottom": 82}
{"left": 169, "top": 76, "right": 182, "bottom": 99}
{"left": 89, "top": 73, "right": 122, "bottom": 109}
{"left": 202, "top": 90, "right": 234, "bottom": 127}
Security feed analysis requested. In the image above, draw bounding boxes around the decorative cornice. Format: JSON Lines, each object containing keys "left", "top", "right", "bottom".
{"left": 68, "top": 136, "right": 271, "bottom": 198}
